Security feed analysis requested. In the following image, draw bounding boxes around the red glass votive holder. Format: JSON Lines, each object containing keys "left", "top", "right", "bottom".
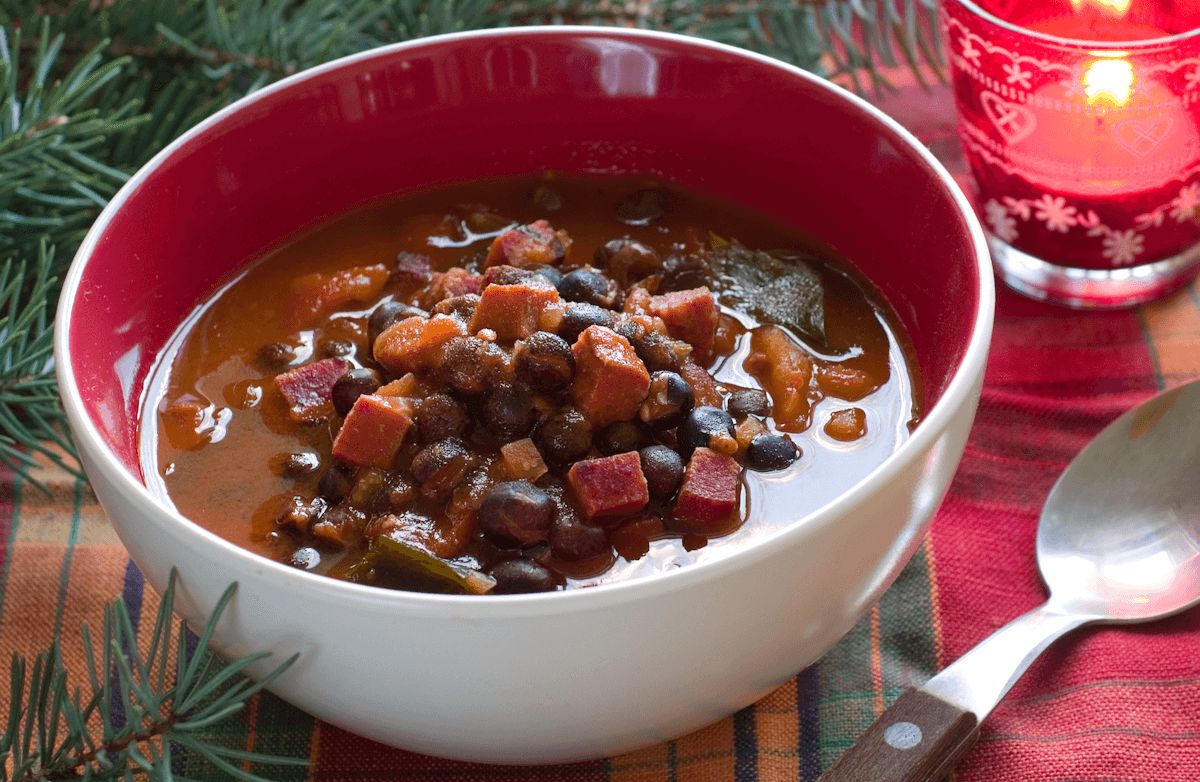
{"left": 943, "top": 0, "right": 1200, "bottom": 308}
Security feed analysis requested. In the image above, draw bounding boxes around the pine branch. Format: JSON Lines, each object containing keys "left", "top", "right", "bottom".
{"left": 0, "top": 571, "right": 305, "bottom": 782}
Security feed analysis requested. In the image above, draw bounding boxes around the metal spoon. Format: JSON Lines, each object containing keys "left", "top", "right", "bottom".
{"left": 820, "top": 379, "right": 1200, "bottom": 782}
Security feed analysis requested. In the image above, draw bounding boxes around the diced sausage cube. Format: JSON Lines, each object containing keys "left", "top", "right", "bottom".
{"left": 331, "top": 394, "right": 414, "bottom": 468}
{"left": 571, "top": 326, "right": 650, "bottom": 427}
{"left": 680, "top": 357, "right": 722, "bottom": 409}
{"left": 567, "top": 451, "right": 649, "bottom": 519}
{"left": 373, "top": 314, "right": 466, "bottom": 375}
{"left": 484, "top": 220, "right": 570, "bottom": 268}
{"left": 375, "top": 373, "right": 422, "bottom": 398}
{"left": 395, "top": 251, "right": 433, "bottom": 286}
{"left": 468, "top": 281, "right": 561, "bottom": 341}
{"left": 291, "top": 264, "right": 389, "bottom": 325}
{"left": 416, "top": 268, "right": 483, "bottom": 310}
{"left": 673, "top": 447, "right": 740, "bottom": 527}
{"left": 274, "top": 358, "right": 349, "bottom": 422}
{"left": 482, "top": 264, "right": 541, "bottom": 288}
{"left": 649, "top": 287, "right": 718, "bottom": 363}
{"left": 500, "top": 438, "right": 549, "bottom": 482}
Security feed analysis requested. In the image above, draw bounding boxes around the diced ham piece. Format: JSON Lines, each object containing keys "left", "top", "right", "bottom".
{"left": 649, "top": 287, "right": 718, "bottom": 362}
{"left": 468, "top": 281, "right": 561, "bottom": 341}
{"left": 484, "top": 220, "right": 570, "bottom": 268}
{"left": 291, "top": 264, "right": 389, "bottom": 324}
{"left": 743, "top": 325, "right": 814, "bottom": 432}
{"left": 500, "top": 438, "right": 548, "bottom": 482}
{"left": 331, "top": 394, "right": 414, "bottom": 468}
{"left": 481, "top": 264, "right": 539, "bottom": 288}
{"left": 416, "top": 268, "right": 483, "bottom": 310}
{"left": 373, "top": 314, "right": 466, "bottom": 375}
{"left": 571, "top": 325, "right": 650, "bottom": 427}
{"left": 567, "top": 451, "right": 649, "bottom": 520}
{"left": 680, "top": 357, "right": 723, "bottom": 409}
{"left": 673, "top": 447, "right": 740, "bottom": 527}
{"left": 395, "top": 251, "right": 433, "bottom": 286}
{"left": 274, "top": 358, "right": 349, "bottom": 422}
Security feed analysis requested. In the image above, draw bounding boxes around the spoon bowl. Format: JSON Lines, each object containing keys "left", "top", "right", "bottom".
{"left": 1038, "top": 380, "right": 1200, "bottom": 620}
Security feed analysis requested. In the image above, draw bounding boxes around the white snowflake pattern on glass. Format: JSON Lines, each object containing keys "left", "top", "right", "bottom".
{"left": 1169, "top": 182, "right": 1200, "bottom": 223}
{"left": 1002, "top": 62, "right": 1032, "bottom": 89}
{"left": 1101, "top": 229, "right": 1145, "bottom": 265}
{"left": 984, "top": 199, "right": 1018, "bottom": 242}
{"left": 960, "top": 35, "right": 982, "bottom": 67}
{"left": 1032, "top": 194, "right": 1078, "bottom": 233}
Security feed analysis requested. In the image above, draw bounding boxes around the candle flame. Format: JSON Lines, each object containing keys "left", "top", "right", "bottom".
{"left": 1083, "top": 58, "right": 1134, "bottom": 106}
{"left": 1070, "top": 0, "right": 1132, "bottom": 16}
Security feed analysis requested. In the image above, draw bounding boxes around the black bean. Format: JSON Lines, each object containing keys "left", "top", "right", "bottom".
{"left": 639, "top": 445, "right": 685, "bottom": 500}
{"left": 557, "top": 268, "right": 618, "bottom": 308}
{"left": 317, "top": 466, "right": 354, "bottom": 504}
{"left": 438, "top": 336, "right": 509, "bottom": 396}
{"left": 536, "top": 407, "right": 593, "bottom": 463}
{"left": 530, "top": 264, "right": 563, "bottom": 287}
{"left": 515, "top": 332, "right": 574, "bottom": 391}
{"left": 256, "top": 342, "right": 297, "bottom": 371}
{"left": 410, "top": 438, "right": 476, "bottom": 500}
{"left": 633, "top": 331, "right": 682, "bottom": 374}
{"left": 558, "top": 303, "right": 614, "bottom": 344}
{"left": 597, "top": 421, "right": 643, "bottom": 455}
{"left": 550, "top": 516, "right": 610, "bottom": 561}
{"left": 488, "top": 558, "right": 560, "bottom": 594}
{"left": 727, "top": 389, "right": 771, "bottom": 418}
{"left": 478, "top": 481, "right": 556, "bottom": 547}
{"left": 616, "top": 189, "right": 668, "bottom": 225}
{"left": 279, "top": 451, "right": 320, "bottom": 478}
{"left": 289, "top": 547, "right": 321, "bottom": 570}
{"left": 639, "top": 371, "right": 694, "bottom": 429}
{"left": 746, "top": 434, "right": 800, "bottom": 471}
{"left": 384, "top": 473, "right": 417, "bottom": 512}
{"left": 331, "top": 367, "right": 382, "bottom": 416}
{"left": 431, "top": 293, "right": 480, "bottom": 323}
{"left": 613, "top": 318, "right": 646, "bottom": 345}
{"left": 320, "top": 339, "right": 356, "bottom": 359}
{"left": 678, "top": 406, "right": 736, "bottom": 454}
{"left": 369, "top": 300, "right": 425, "bottom": 345}
{"left": 594, "top": 238, "right": 661, "bottom": 285}
{"left": 482, "top": 384, "right": 537, "bottom": 441}
{"left": 416, "top": 393, "right": 470, "bottom": 444}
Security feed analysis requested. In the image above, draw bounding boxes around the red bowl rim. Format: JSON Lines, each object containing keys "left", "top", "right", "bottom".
{"left": 55, "top": 26, "right": 995, "bottom": 613}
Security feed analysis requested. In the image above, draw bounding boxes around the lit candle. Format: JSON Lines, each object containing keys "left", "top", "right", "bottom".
{"left": 944, "top": 0, "right": 1200, "bottom": 306}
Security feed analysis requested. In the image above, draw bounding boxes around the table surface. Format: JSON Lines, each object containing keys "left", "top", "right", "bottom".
{"left": 1, "top": 69, "right": 1197, "bottom": 782}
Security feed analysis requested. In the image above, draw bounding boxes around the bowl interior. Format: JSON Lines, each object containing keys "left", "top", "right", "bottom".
{"left": 64, "top": 29, "right": 982, "bottom": 477}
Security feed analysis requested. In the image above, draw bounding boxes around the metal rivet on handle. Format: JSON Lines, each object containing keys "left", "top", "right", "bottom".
{"left": 883, "top": 721, "right": 923, "bottom": 750}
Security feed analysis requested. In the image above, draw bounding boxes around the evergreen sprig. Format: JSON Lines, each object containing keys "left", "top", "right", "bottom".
{"left": 1, "top": 572, "right": 302, "bottom": 782}
{"left": 0, "top": 0, "right": 941, "bottom": 481}
{"left": 0, "top": 3, "right": 941, "bottom": 778}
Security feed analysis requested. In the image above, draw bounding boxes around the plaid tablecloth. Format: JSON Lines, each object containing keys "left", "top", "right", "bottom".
{"left": 2, "top": 67, "right": 1198, "bottom": 782}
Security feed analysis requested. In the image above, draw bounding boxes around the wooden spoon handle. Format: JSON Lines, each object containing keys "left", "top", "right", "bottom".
{"left": 817, "top": 688, "right": 979, "bottom": 782}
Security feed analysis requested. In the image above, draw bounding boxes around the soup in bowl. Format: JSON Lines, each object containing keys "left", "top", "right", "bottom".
{"left": 56, "top": 28, "right": 992, "bottom": 763}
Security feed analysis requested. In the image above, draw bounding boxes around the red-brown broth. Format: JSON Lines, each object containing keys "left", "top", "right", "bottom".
{"left": 140, "top": 173, "right": 921, "bottom": 591}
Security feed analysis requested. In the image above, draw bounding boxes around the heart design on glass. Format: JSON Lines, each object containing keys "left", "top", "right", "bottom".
{"left": 1112, "top": 116, "right": 1174, "bottom": 158}
{"left": 981, "top": 91, "right": 1036, "bottom": 144}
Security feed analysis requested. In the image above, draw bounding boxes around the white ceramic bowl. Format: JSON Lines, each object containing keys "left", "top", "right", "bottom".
{"left": 56, "top": 28, "right": 992, "bottom": 764}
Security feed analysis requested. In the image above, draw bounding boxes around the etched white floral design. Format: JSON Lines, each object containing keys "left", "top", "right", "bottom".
{"left": 1186, "top": 68, "right": 1200, "bottom": 91}
{"left": 984, "top": 199, "right": 1019, "bottom": 242}
{"left": 1032, "top": 195, "right": 1078, "bottom": 233}
{"left": 1101, "top": 230, "right": 1145, "bottom": 265}
{"left": 1169, "top": 183, "right": 1200, "bottom": 223}
{"left": 1002, "top": 62, "right": 1032, "bottom": 89}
